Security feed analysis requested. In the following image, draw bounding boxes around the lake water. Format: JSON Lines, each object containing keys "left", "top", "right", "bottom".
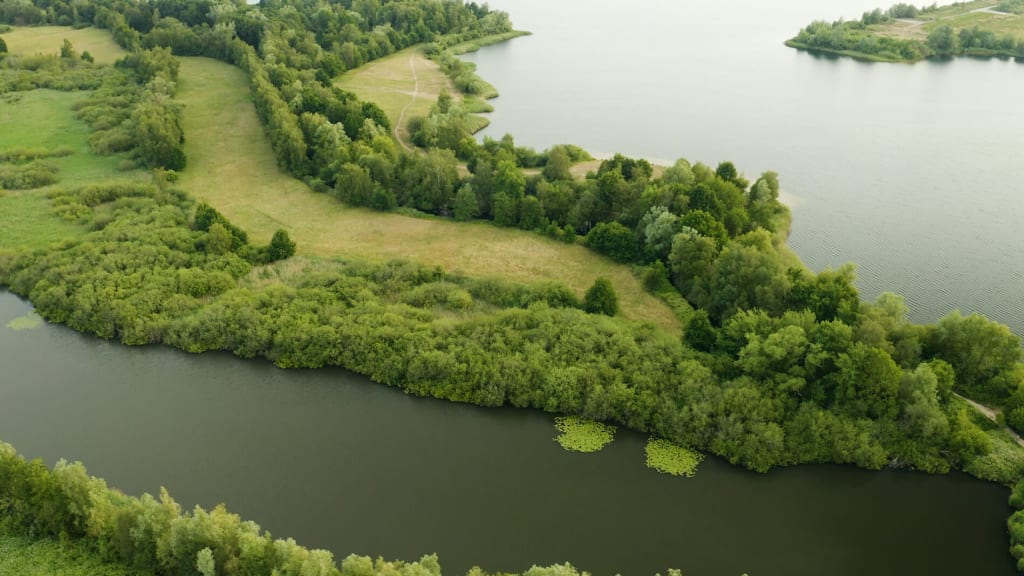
{"left": 462, "top": 0, "right": 1024, "bottom": 337}
{"left": 0, "top": 292, "right": 1015, "bottom": 575}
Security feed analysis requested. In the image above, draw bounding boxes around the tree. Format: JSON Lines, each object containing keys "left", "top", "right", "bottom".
{"left": 0, "top": 37, "right": 8, "bottom": 54}
{"left": 926, "top": 311, "right": 1022, "bottom": 400}
{"left": 453, "top": 183, "right": 479, "bottom": 221}
{"left": 640, "top": 206, "right": 680, "bottom": 260}
{"left": 585, "top": 221, "right": 637, "bottom": 263}
{"left": 583, "top": 277, "right": 618, "bottom": 316}
{"left": 834, "top": 343, "right": 901, "bottom": 419}
{"left": 492, "top": 192, "right": 516, "bottom": 226}
{"left": 334, "top": 163, "right": 375, "bottom": 207}
{"left": 267, "top": 230, "right": 296, "bottom": 262}
{"left": 518, "top": 196, "right": 545, "bottom": 230}
{"left": 197, "top": 547, "right": 216, "bottom": 576}
{"left": 928, "top": 24, "right": 959, "bottom": 56}
{"left": 684, "top": 309, "right": 717, "bottom": 352}
{"left": 662, "top": 158, "right": 694, "bottom": 186}
{"left": 206, "top": 223, "right": 232, "bottom": 255}
{"left": 60, "top": 38, "right": 77, "bottom": 59}
{"left": 543, "top": 146, "right": 572, "bottom": 181}
{"left": 667, "top": 231, "right": 717, "bottom": 298}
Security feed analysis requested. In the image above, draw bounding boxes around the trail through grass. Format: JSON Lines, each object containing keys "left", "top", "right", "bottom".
{"left": 335, "top": 46, "right": 458, "bottom": 148}
{"left": 176, "top": 57, "right": 678, "bottom": 330}
{"left": 874, "top": 0, "right": 1024, "bottom": 42}
{"left": 0, "top": 26, "right": 126, "bottom": 64}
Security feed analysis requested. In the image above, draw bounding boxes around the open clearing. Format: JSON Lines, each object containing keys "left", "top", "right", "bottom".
{"left": 176, "top": 57, "right": 678, "bottom": 330}
{"left": 335, "top": 46, "right": 459, "bottom": 148}
{"left": 875, "top": 0, "right": 1024, "bottom": 42}
{"left": 0, "top": 89, "right": 143, "bottom": 250}
{"left": 0, "top": 26, "right": 126, "bottom": 65}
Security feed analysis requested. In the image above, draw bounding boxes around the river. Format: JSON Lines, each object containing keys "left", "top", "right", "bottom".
{"left": 461, "top": 0, "right": 1024, "bottom": 337}
{"left": 0, "top": 292, "right": 1015, "bottom": 575}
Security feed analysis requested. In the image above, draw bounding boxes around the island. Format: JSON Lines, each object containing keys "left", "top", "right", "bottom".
{"left": 787, "top": 0, "right": 1024, "bottom": 62}
{"left": 3, "top": 0, "right": 1024, "bottom": 574}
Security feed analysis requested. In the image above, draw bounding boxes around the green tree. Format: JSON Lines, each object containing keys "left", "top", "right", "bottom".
{"left": 0, "top": 37, "right": 9, "bottom": 54}
{"left": 583, "top": 277, "right": 618, "bottom": 316}
{"left": 267, "top": 230, "right": 296, "bottom": 262}
{"left": 926, "top": 311, "right": 1023, "bottom": 400}
{"left": 518, "top": 196, "right": 545, "bottom": 230}
{"left": 197, "top": 547, "right": 216, "bottom": 576}
{"left": 453, "top": 183, "right": 479, "bottom": 221}
{"left": 492, "top": 192, "right": 516, "bottom": 226}
{"left": 585, "top": 221, "right": 637, "bottom": 263}
{"left": 493, "top": 158, "right": 526, "bottom": 198}
{"left": 60, "top": 38, "right": 77, "bottom": 59}
{"left": 206, "top": 223, "right": 232, "bottom": 255}
{"left": 667, "top": 231, "right": 717, "bottom": 298}
{"left": 834, "top": 343, "right": 901, "bottom": 419}
{"left": 684, "top": 309, "right": 717, "bottom": 352}
{"left": 928, "top": 24, "right": 960, "bottom": 55}
{"left": 543, "top": 145, "right": 572, "bottom": 181}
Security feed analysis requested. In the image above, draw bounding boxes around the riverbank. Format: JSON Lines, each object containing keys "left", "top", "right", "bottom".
{"left": 787, "top": 0, "right": 1024, "bottom": 62}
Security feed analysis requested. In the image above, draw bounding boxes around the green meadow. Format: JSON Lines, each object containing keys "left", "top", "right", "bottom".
{"left": 176, "top": 56, "right": 679, "bottom": 331}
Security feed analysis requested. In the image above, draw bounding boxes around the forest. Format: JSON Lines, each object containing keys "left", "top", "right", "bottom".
{"left": 3, "top": 0, "right": 1024, "bottom": 573}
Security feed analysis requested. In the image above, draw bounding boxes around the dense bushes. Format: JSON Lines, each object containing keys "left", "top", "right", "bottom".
{"left": 0, "top": 160, "right": 59, "bottom": 189}
{"left": 3, "top": 182, "right": 1017, "bottom": 479}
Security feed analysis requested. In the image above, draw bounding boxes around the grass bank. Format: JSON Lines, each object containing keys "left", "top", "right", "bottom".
{"left": 0, "top": 26, "right": 125, "bottom": 64}
{"left": 176, "top": 57, "right": 678, "bottom": 331}
{"left": 445, "top": 30, "right": 532, "bottom": 55}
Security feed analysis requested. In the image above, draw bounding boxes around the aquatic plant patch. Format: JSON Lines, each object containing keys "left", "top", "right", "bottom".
{"left": 645, "top": 438, "right": 704, "bottom": 477}
{"left": 553, "top": 416, "right": 616, "bottom": 453}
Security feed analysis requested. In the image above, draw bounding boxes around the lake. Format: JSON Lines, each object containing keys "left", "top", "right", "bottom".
{"left": 461, "top": 0, "right": 1024, "bottom": 337}
{"left": 0, "top": 290, "right": 1015, "bottom": 575}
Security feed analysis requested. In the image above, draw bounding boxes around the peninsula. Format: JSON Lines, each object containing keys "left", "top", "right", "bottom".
{"left": 787, "top": 0, "right": 1024, "bottom": 62}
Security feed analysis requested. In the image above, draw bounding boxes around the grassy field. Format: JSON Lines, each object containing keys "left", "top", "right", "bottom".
{"left": 875, "top": 0, "right": 1024, "bottom": 41}
{"left": 0, "top": 89, "right": 145, "bottom": 251}
{"left": 335, "top": 46, "right": 460, "bottom": 147}
{"left": 176, "top": 57, "right": 679, "bottom": 331}
{"left": 0, "top": 26, "right": 126, "bottom": 65}
{"left": 0, "top": 534, "right": 137, "bottom": 576}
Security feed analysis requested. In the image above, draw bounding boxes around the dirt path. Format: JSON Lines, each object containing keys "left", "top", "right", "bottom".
{"left": 956, "top": 393, "right": 1024, "bottom": 448}
{"left": 394, "top": 53, "right": 419, "bottom": 152}
{"left": 972, "top": 6, "right": 1011, "bottom": 16}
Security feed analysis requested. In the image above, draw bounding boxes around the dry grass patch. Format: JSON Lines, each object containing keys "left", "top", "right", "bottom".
{"left": 175, "top": 57, "right": 679, "bottom": 331}
{"left": 0, "top": 26, "right": 125, "bottom": 64}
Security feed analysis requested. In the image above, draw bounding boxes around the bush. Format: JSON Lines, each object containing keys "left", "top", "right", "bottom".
{"left": 582, "top": 277, "right": 618, "bottom": 316}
